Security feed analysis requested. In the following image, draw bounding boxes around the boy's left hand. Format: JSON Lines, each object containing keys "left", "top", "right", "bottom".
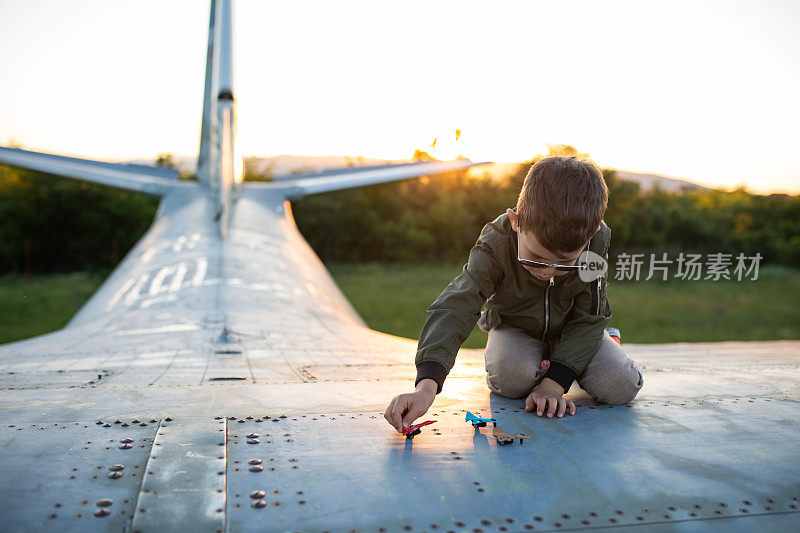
{"left": 524, "top": 377, "right": 576, "bottom": 418}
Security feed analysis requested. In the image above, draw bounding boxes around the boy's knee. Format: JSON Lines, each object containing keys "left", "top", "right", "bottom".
{"left": 486, "top": 373, "right": 533, "bottom": 399}
{"left": 594, "top": 369, "right": 644, "bottom": 405}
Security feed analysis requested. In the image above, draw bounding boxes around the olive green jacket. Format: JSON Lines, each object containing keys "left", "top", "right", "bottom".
{"left": 415, "top": 211, "right": 612, "bottom": 395}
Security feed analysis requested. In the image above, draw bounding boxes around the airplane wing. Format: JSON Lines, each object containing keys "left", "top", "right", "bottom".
{"left": 0, "top": 146, "right": 181, "bottom": 197}
{"left": 254, "top": 159, "right": 487, "bottom": 199}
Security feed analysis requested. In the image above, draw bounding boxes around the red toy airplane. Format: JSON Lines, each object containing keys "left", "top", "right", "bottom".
{"left": 402, "top": 419, "right": 436, "bottom": 438}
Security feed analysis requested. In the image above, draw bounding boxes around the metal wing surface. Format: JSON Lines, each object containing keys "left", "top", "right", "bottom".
{"left": 0, "top": 146, "right": 181, "bottom": 197}
{"left": 1, "top": 1, "right": 798, "bottom": 531}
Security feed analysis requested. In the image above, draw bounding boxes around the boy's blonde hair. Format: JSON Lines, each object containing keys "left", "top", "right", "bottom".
{"left": 516, "top": 156, "right": 608, "bottom": 255}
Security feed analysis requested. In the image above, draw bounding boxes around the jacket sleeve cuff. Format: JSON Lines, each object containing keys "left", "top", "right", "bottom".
{"left": 415, "top": 360, "right": 449, "bottom": 395}
{"left": 543, "top": 361, "right": 577, "bottom": 394}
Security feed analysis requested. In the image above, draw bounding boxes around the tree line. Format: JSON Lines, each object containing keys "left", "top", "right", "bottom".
{"left": 1, "top": 147, "right": 798, "bottom": 274}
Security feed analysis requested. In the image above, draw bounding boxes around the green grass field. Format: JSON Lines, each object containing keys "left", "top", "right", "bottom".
{"left": 0, "top": 272, "right": 106, "bottom": 344}
{"left": 328, "top": 263, "right": 800, "bottom": 348}
{"left": 1, "top": 265, "right": 798, "bottom": 347}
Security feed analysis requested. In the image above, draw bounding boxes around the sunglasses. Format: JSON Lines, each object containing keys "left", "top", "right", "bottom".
{"left": 516, "top": 231, "right": 588, "bottom": 272}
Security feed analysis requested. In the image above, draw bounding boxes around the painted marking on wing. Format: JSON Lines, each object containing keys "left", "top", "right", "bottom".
{"left": 170, "top": 262, "right": 188, "bottom": 291}
{"left": 148, "top": 266, "right": 172, "bottom": 296}
{"left": 124, "top": 274, "right": 150, "bottom": 305}
{"left": 113, "top": 324, "right": 200, "bottom": 336}
{"left": 192, "top": 258, "right": 207, "bottom": 286}
{"left": 107, "top": 258, "right": 208, "bottom": 310}
{"left": 106, "top": 276, "right": 135, "bottom": 310}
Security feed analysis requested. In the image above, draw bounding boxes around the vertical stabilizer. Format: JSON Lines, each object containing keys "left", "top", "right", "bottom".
{"left": 197, "top": 0, "right": 241, "bottom": 237}
{"left": 197, "top": 0, "right": 217, "bottom": 186}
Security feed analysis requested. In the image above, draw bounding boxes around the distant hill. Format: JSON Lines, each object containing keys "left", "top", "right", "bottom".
{"left": 129, "top": 155, "right": 710, "bottom": 192}
{"left": 610, "top": 169, "right": 710, "bottom": 192}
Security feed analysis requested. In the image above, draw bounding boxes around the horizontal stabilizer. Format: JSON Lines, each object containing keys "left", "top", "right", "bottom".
{"left": 255, "top": 159, "right": 489, "bottom": 199}
{"left": 0, "top": 146, "right": 181, "bottom": 197}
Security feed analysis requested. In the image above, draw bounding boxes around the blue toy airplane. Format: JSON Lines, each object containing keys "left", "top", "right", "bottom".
{"left": 465, "top": 411, "right": 500, "bottom": 427}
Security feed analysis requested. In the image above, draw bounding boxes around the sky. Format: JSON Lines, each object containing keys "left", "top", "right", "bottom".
{"left": 0, "top": 0, "right": 798, "bottom": 194}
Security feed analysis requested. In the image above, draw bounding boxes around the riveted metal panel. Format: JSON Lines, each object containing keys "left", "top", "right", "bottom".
{"left": 0, "top": 419, "right": 157, "bottom": 532}
{"left": 131, "top": 417, "right": 227, "bottom": 532}
{"left": 222, "top": 397, "right": 800, "bottom": 532}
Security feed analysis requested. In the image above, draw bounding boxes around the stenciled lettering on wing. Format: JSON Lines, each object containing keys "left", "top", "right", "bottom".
{"left": 109, "top": 258, "right": 208, "bottom": 310}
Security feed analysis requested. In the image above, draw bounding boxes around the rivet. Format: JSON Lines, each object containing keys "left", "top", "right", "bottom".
{"left": 109, "top": 465, "right": 125, "bottom": 471}
{"left": 237, "top": 420, "right": 245, "bottom": 424}
{"left": 252, "top": 500, "right": 267, "bottom": 508}
{"left": 248, "top": 459, "right": 262, "bottom": 465}
{"left": 114, "top": 420, "right": 122, "bottom": 424}
{"left": 139, "top": 423, "right": 147, "bottom": 427}
{"left": 108, "top": 472, "right": 122, "bottom": 479}
{"left": 246, "top": 416, "right": 254, "bottom": 420}
{"left": 93, "top": 509, "right": 110, "bottom": 518}
{"left": 121, "top": 438, "right": 134, "bottom": 443}
{"left": 121, "top": 423, "right": 129, "bottom": 427}
{"left": 96, "top": 499, "right": 113, "bottom": 507}
{"left": 165, "top": 417, "right": 172, "bottom": 422}
{"left": 96, "top": 421, "right": 103, "bottom": 425}
{"left": 246, "top": 433, "right": 259, "bottom": 438}
{"left": 149, "top": 419, "right": 157, "bottom": 423}
{"left": 132, "top": 420, "right": 140, "bottom": 424}
{"left": 103, "top": 424, "right": 111, "bottom": 428}
{"left": 247, "top": 439, "right": 260, "bottom": 444}
{"left": 250, "top": 490, "right": 266, "bottom": 499}
{"left": 249, "top": 466, "right": 263, "bottom": 472}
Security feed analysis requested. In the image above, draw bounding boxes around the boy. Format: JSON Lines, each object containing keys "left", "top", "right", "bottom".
{"left": 385, "top": 156, "right": 644, "bottom": 433}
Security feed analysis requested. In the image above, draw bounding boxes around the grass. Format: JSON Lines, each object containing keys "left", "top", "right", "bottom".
{"left": 328, "top": 263, "right": 800, "bottom": 347}
{"left": 1, "top": 265, "right": 798, "bottom": 347}
{"left": 0, "top": 272, "right": 106, "bottom": 344}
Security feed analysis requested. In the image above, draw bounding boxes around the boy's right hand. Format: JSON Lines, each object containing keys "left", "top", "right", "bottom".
{"left": 384, "top": 379, "right": 437, "bottom": 434}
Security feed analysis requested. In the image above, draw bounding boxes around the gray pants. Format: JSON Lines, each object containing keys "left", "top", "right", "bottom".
{"left": 482, "top": 321, "right": 644, "bottom": 405}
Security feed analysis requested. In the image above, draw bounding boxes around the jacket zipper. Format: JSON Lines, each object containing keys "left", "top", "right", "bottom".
{"left": 596, "top": 277, "right": 602, "bottom": 315}
{"left": 542, "top": 277, "right": 554, "bottom": 341}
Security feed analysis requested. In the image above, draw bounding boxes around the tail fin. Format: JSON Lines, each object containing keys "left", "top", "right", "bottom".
{"left": 197, "top": 0, "right": 241, "bottom": 237}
